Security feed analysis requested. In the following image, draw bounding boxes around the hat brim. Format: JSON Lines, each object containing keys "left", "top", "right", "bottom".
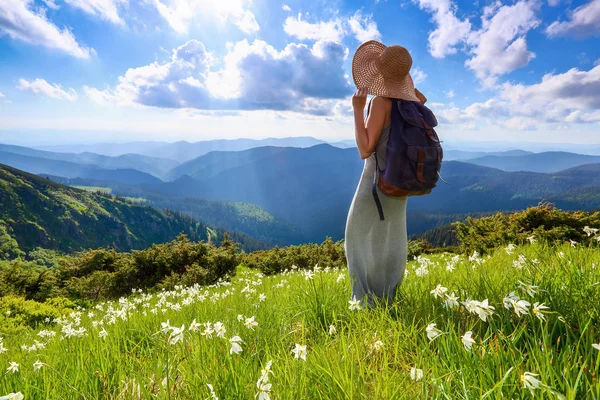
{"left": 352, "top": 40, "right": 421, "bottom": 102}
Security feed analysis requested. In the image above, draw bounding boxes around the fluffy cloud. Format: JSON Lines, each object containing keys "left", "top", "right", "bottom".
{"left": 17, "top": 78, "right": 78, "bottom": 100}
{"left": 283, "top": 13, "right": 346, "bottom": 43}
{"left": 64, "top": 0, "right": 127, "bottom": 25}
{"left": 413, "top": 0, "right": 472, "bottom": 58}
{"left": 444, "top": 89, "right": 454, "bottom": 98}
{"left": 412, "top": 68, "right": 427, "bottom": 84}
{"left": 434, "top": 65, "right": 600, "bottom": 129}
{"left": 85, "top": 39, "right": 353, "bottom": 115}
{"left": 546, "top": 0, "right": 600, "bottom": 38}
{"left": 348, "top": 11, "right": 381, "bottom": 42}
{"left": 0, "top": 0, "right": 93, "bottom": 58}
{"left": 465, "top": 1, "right": 540, "bottom": 87}
{"left": 282, "top": 4, "right": 291, "bottom": 12}
{"left": 153, "top": 0, "right": 259, "bottom": 34}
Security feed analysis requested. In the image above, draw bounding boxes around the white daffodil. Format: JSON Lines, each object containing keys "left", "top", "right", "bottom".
{"left": 526, "top": 235, "right": 536, "bottom": 244}
{"left": 532, "top": 303, "right": 550, "bottom": 321}
{"left": 99, "top": 328, "right": 108, "bottom": 339}
{"left": 168, "top": 325, "right": 185, "bottom": 345}
{"left": 505, "top": 243, "right": 516, "bottom": 254}
{"left": 207, "top": 383, "right": 218, "bottom": 400}
{"left": 0, "top": 393, "right": 24, "bottom": 400}
{"left": 33, "top": 360, "right": 45, "bottom": 371}
{"left": 348, "top": 297, "right": 362, "bottom": 311}
{"left": 229, "top": 336, "right": 243, "bottom": 355}
{"left": 511, "top": 299, "right": 531, "bottom": 318}
{"left": 292, "top": 344, "right": 307, "bottom": 361}
{"left": 430, "top": 284, "right": 448, "bottom": 299}
{"left": 503, "top": 292, "right": 520, "bottom": 309}
{"left": 443, "top": 292, "right": 459, "bottom": 309}
{"left": 583, "top": 226, "right": 599, "bottom": 237}
{"left": 410, "top": 367, "right": 424, "bottom": 381}
{"left": 259, "top": 293, "right": 266, "bottom": 302}
{"left": 260, "top": 360, "right": 274, "bottom": 383}
{"left": 462, "top": 299, "right": 479, "bottom": 314}
{"left": 518, "top": 281, "right": 539, "bottom": 297}
{"left": 371, "top": 340, "right": 384, "bottom": 352}
{"left": 237, "top": 314, "right": 244, "bottom": 322}
{"left": 521, "top": 372, "right": 541, "bottom": 393}
{"left": 474, "top": 299, "right": 495, "bottom": 322}
{"left": 592, "top": 343, "right": 600, "bottom": 351}
{"left": 160, "top": 320, "right": 172, "bottom": 334}
{"left": 426, "top": 323, "right": 443, "bottom": 341}
{"left": 336, "top": 273, "right": 346, "bottom": 283}
{"left": 328, "top": 325, "right": 337, "bottom": 335}
{"left": 6, "top": 362, "right": 19, "bottom": 374}
{"left": 189, "top": 319, "right": 199, "bottom": 332}
{"left": 214, "top": 322, "right": 226, "bottom": 338}
{"left": 461, "top": 331, "right": 475, "bottom": 351}
{"left": 570, "top": 239, "right": 577, "bottom": 248}
{"left": 244, "top": 316, "right": 258, "bottom": 330}
{"left": 202, "top": 322, "right": 214, "bottom": 338}
{"left": 256, "top": 378, "right": 272, "bottom": 400}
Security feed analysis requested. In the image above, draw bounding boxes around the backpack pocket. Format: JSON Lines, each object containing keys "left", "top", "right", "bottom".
{"left": 407, "top": 145, "right": 440, "bottom": 184}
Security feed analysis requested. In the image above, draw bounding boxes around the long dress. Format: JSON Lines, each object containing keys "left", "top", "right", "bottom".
{"left": 344, "top": 124, "right": 409, "bottom": 306}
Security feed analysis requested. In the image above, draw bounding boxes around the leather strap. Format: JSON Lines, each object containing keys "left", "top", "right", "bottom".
{"left": 416, "top": 151, "right": 426, "bottom": 183}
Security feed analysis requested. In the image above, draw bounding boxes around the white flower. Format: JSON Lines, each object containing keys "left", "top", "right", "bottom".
{"left": 462, "top": 299, "right": 479, "bottom": 313}
{"left": 99, "top": 328, "right": 108, "bottom": 339}
{"left": 214, "top": 322, "right": 226, "bottom": 338}
{"left": 33, "top": 360, "right": 45, "bottom": 371}
{"left": 511, "top": 299, "right": 531, "bottom": 318}
{"left": 189, "top": 319, "right": 199, "bottom": 332}
{"left": 336, "top": 273, "right": 346, "bottom": 283}
{"left": 244, "top": 316, "right": 258, "bottom": 330}
{"left": 371, "top": 340, "right": 384, "bottom": 352}
{"left": 517, "top": 281, "right": 539, "bottom": 298}
{"left": 558, "top": 251, "right": 565, "bottom": 259}
{"left": 474, "top": 299, "right": 495, "bottom": 322}
{"left": 229, "top": 336, "right": 243, "bottom": 355}
{"left": 521, "top": 372, "right": 541, "bottom": 393}
{"left": 169, "top": 325, "right": 185, "bottom": 345}
{"left": 505, "top": 243, "right": 516, "bottom": 254}
{"left": 461, "top": 331, "right": 475, "bottom": 351}
{"left": 0, "top": 393, "right": 24, "bottom": 400}
{"left": 256, "top": 378, "right": 272, "bottom": 400}
{"left": 348, "top": 297, "right": 362, "bottom": 311}
{"left": 202, "top": 322, "right": 214, "bottom": 338}
{"left": 328, "top": 325, "right": 336, "bottom": 335}
{"left": 443, "top": 292, "right": 459, "bottom": 309}
{"left": 570, "top": 239, "right": 577, "bottom": 248}
{"left": 207, "top": 383, "right": 218, "bottom": 400}
{"left": 410, "top": 367, "right": 424, "bottom": 381}
{"left": 430, "top": 284, "right": 448, "bottom": 299}
{"left": 526, "top": 235, "right": 536, "bottom": 244}
{"left": 160, "top": 320, "right": 172, "bottom": 334}
{"left": 503, "top": 292, "right": 520, "bottom": 309}
{"left": 592, "top": 343, "right": 600, "bottom": 351}
{"left": 292, "top": 343, "right": 307, "bottom": 361}
{"left": 532, "top": 303, "right": 550, "bottom": 321}
{"left": 304, "top": 270, "right": 314, "bottom": 280}
{"left": 583, "top": 226, "right": 598, "bottom": 236}
{"left": 259, "top": 293, "right": 266, "bottom": 302}
{"left": 6, "top": 362, "right": 19, "bottom": 374}
{"left": 260, "top": 360, "right": 274, "bottom": 383}
{"left": 426, "top": 323, "right": 443, "bottom": 341}
{"left": 237, "top": 314, "right": 244, "bottom": 322}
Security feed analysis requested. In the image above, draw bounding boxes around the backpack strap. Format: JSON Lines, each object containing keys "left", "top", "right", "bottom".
{"left": 366, "top": 97, "right": 385, "bottom": 221}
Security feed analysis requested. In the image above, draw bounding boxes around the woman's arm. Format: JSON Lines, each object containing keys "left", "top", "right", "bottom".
{"left": 352, "top": 88, "right": 387, "bottom": 159}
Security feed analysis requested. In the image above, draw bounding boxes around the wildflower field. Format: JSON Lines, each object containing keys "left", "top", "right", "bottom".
{"left": 1, "top": 241, "right": 600, "bottom": 399}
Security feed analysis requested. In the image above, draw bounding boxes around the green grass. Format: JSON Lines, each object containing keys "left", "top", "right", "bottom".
{"left": 1, "top": 242, "right": 599, "bottom": 399}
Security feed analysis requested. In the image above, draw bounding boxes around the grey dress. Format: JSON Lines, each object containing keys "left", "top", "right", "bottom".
{"left": 344, "top": 124, "right": 408, "bottom": 306}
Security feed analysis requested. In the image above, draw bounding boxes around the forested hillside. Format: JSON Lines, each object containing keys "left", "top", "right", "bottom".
{"left": 0, "top": 164, "right": 265, "bottom": 254}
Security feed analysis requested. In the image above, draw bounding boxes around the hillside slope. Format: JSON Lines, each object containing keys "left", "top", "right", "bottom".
{"left": 0, "top": 164, "right": 265, "bottom": 253}
{"left": 465, "top": 151, "right": 600, "bottom": 173}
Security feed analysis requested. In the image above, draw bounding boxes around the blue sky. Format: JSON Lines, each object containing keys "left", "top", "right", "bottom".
{"left": 0, "top": 0, "right": 599, "bottom": 146}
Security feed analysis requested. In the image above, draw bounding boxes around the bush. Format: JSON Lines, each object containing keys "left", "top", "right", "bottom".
{"left": 454, "top": 202, "right": 600, "bottom": 254}
{"left": 0, "top": 295, "right": 75, "bottom": 333}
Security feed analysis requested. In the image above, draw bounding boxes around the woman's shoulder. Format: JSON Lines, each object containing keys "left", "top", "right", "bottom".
{"left": 371, "top": 96, "right": 392, "bottom": 108}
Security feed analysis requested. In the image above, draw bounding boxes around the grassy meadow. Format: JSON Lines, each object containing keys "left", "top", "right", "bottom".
{"left": 1, "top": 241, "right": 600, "bottom": 399}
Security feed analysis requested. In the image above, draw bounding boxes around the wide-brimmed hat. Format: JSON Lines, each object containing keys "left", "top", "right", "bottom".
{"left": 352, "top": 40, "right": 422, "bottom": 102}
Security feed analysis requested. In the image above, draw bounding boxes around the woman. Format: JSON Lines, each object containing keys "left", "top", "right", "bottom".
{"left": 345, "top": 40, "right": 427, "bottom": 307}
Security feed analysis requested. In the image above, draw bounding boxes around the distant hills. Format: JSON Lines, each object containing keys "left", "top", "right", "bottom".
{"left": 0, "top": 163, "right": 265, "bottom": 253}
{"left": 463, "top": 151, "right": 600, "bottom": 173}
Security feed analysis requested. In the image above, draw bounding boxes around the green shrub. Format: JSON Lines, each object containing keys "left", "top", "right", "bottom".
{"left": 0, "top": 295, "right": 74, "bottom": 333}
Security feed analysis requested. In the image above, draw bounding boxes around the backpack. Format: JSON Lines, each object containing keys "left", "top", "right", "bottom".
{"left": 369, "top": 98, "right": 444, "bottom": 220}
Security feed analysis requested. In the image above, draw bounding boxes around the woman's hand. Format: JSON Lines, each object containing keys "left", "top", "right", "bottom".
{"left": 352, "top": 87, "right": 368, "bottom": 110}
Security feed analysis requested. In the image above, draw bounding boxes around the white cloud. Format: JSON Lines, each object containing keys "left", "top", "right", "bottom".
{"left": 348, "top": 11, "right": 381, "bottom": 42}
{"left": 546, "top": 0, "right": 600, "bottom": 38}
{"left": 153, "top": 0, "right": 259, "bottom": 34}
{"left": 434, "top": 64, "right": 600, "bottom": 129}
{"left": 547, "top": 0, "right": 560, "bottom": 6}
{"left": 0, "top": 0, "right": 94, "bottom": 58}
{"left": 0, "top": 92, "right": 4, "bottom": 98}
{"left": 64, "top": 0, "right": 127, "bottom": 25}
{"left": 595, "top": 58, "right": 600, "bottom": 66}
{"left": 85, "top": 39, "right": 352, "bottom": 115}
{"left": 17, "top": 78, "right": 78, "bottom": 100}
{"left": 412, "top": 68, "right": 427, "bottom": 84}
{"left": 42, "top": 0, "right": 60, "bottom": 9}
{"left": 465, "top": 1, "right": 540, "bottom": 87}
{"left": 282, "top": 4, "right": 291, "bottom": 12}
{"left": 445, "top": 89, "right": 454, "bottom": 98}
{"left": 413, "top": 0, "right": 472, "bottom": 58}
{"left": 284, "top": 13, "right": 346, "bottom": 43}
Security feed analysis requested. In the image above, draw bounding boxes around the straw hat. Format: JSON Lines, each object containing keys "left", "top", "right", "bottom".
{"left": 352, "top": 40, "right": 422, "bottom": 102}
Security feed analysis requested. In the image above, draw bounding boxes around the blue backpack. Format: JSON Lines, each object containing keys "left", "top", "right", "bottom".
{"left": 370, "top": 98, "right": 444, "bottom": 220}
